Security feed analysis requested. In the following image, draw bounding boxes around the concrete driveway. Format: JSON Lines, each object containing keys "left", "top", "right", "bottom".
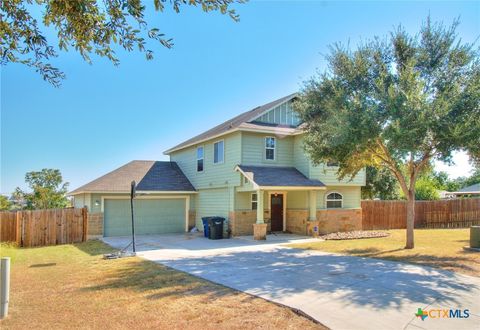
{"left": 103, "top": 234, "right": 480, "bottom": 330}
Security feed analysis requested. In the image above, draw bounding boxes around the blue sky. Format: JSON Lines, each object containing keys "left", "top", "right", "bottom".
{"left": 1, "top": 1, "right": 479, "bottom": 194}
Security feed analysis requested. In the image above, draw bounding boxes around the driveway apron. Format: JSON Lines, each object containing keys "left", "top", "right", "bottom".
{"left": 103, "top": 235, "right": 480, "bottom": 330}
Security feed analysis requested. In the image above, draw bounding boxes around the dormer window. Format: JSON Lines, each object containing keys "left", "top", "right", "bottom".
{"left": 265, "top": 137, "right": 276, "bottom": 160}
{"left": 197, "top": 146, "right": 204, "bottom": 172}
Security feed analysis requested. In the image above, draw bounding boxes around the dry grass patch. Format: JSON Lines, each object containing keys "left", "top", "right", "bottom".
{"left": 0, "top": 240, "right": 325, "bottom": 330}
{"left": 290, "top": 229, "right": 480, "bottom": 276}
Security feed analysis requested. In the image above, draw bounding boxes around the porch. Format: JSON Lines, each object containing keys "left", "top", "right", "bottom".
{"left": 232, "top": 165, "right": 362, "bottom": 239}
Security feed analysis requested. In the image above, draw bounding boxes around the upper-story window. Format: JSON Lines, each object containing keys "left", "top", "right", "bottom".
{"left": 214, "top": 140, "right": 224, "bottom": 164}
{"left": 265, "top": 137, "right": 276, "bottom": 160}
{"left": 326, "top": 161, "right": 339, "bottom": 167}
{"left": 197, "top": 146, "right": 204, "bottom": 172}
{"left": 326, "top": 192, "right": 343, "bottom": 208}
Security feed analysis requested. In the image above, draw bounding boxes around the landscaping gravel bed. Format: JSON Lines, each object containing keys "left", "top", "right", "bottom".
{"left": 319, "top": 231, "right": 390, "bottom": 240}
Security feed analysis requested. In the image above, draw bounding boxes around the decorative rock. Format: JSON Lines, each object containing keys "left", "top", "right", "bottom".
{"left": 320, "top": 231, "right": 389, "bottom": 240}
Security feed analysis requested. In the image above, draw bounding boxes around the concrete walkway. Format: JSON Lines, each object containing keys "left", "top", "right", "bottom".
{"left": 103, "top": 234, "right": 480, "bottom": 330}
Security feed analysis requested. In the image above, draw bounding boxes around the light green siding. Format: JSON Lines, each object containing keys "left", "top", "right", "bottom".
{"left": 310, "top": 165, "right": 366, "bottom": 186}
{"left": 74, "top": 193, "right": 91, "bottom": 209}
{"left": 236, "top": 191, "right": 253, "bottom": 210}
{"left": 255, "top": 101, "right": 300, "bottom": 126}
{"left": 293, "top": 135, "right": 309, "bottom": 177}
{"left": 241, "top": 132, "right": 294, "bottom": 166}
{"left": 170, "top": 132, "right": 242, "bottom": 190}
{"left": 287, "top": 191, "right": 309, "bottom": 209}
{"left": 103, "top": 198, "right": 186, "bottom": 237}
{"left": 90, "top": 193, "right": 103, "bottom": 213}
{"left": 317, "top": 186, "right": 361, "bottom": 209}
{"left": 293, "top": 135, "right": 366, "bottom": 186}
{"left": 195, "top": 188, "right": 231, "bottom": 228}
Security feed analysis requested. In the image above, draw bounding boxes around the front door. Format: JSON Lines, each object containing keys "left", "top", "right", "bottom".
{"left": 270, "top": 194, "right": 284, "bottom": 232}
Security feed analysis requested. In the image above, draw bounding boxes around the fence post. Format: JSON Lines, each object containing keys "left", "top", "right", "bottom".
{"left": 0, "top": 257, "right": 10, "bottom": 319}
{"left": 82, "top": 207, "right": 88, "bottom": 242}
{"left": 15, "top": 212, "right": 22, "bottom": 247}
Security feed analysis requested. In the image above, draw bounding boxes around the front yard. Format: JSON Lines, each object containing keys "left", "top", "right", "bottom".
{"left": 0, "top": 241, "right": 323, "bottom": 329}
{"left": 290, "top": 229, "right": 480, "bottom": 276}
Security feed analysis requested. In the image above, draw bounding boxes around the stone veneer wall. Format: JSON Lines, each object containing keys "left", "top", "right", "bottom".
{"left": 224, "top": 208, "right": 362, "bottom": 237}
{"left": 316, "top": 209, "right": 362, "bottom": 235}
{"left": 229, "top": 210, "right": 271, "bottom": 236}
{"left": 285, "top": 210, "right": 308, "bottom": 235}
{"left": 88, "top": 212, "right": 104, "bottom": 238}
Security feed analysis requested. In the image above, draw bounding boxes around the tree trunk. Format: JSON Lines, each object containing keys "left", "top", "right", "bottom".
{"left": 405, "top": 190, "right": 415, "bottom": 249}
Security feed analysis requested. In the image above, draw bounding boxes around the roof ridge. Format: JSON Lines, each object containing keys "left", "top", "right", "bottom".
{"left": 164, "top": 93, "right": 298, "bottom": 154}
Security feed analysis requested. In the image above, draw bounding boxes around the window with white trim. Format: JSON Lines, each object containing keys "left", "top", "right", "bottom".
{"left": 265, "top": 137, "right": 276, "bottom": 160}
{"left": 214, "top": 140, "right": 224, "bottom": 164}
{"left": 326, "top": 161, "right": 339, "bottom": 167}
{"left": 196, "top": 146, "right": 204, "bottom": 172}
{"left": 251, "top": 193, "right": 258, "bottom": 210}
{"left": 326, "top": 192, "right": 343, "bottom": 209}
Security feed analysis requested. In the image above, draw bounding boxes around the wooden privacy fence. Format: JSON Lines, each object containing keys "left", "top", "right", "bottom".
{"left": 0, "top": 208, "right": 88, "bottom": 247}
{"left": 361, "top": 198, "right": 480, "bottom": 230}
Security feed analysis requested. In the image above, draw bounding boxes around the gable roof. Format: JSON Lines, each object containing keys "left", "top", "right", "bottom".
{"left": 136, "top": 162, "right": 195, "bottom": 192}
{"left": 236, "top": 165, "right": 326, "bottom": 190}
{"left": 68, "top": 161, "right": 195, "bottom": 195}
{"left": 164, "top": 93, "right": 299, "bottom": 154}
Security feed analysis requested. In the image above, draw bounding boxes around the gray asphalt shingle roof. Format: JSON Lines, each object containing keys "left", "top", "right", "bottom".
{"left": 136, "top": 162, "right": 195, "bottom": 192}
{"left": 69, "top": 161, "right": 195, "bottom": 194}
{"left": 238, "top": 165, "right": 325, "bottom": 187}
{"left": 164, "top": 93, "right": 298, "bottom": 154}
{"left": 458, "top": 183, "right": 480, "bottom": 193}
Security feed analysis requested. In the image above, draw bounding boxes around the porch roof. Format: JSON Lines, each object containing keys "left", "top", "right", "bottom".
{"left": 236, "top": 165, "right": 326, "bottom": 190}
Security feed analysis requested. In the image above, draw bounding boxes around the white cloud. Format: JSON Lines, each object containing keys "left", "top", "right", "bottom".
{"left": 434, "top": 151, "right": 473, "bottom": 179}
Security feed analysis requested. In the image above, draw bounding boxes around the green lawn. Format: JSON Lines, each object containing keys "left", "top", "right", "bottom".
{"left": 290, "top": 229, "right": 479, "bottom": 276}
{"left": 0, "top": 241, "right": 324, "bottom": 329}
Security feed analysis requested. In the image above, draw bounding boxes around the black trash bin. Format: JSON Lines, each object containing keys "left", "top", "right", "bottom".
{"left": 208, "top": 217, "right": 225, "bottom": 240}
{"left": 202, "top": 217, "right": 213, "bottom": 238}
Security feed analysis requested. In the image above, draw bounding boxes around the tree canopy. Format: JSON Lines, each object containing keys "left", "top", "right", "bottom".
{"left": 295, "top": 18, "right": 480, "bottom": 248}
{"left": 0, "top": 195, "right": 12, "bottom": 211}
{"left": 1, "top": 0, "right": 243, "bottom": 86}
{"left": 362, "top": 166, "right": 400, "bottom": 200}
{"left": 14, "top": 169, "right": 69, "bottom": 210}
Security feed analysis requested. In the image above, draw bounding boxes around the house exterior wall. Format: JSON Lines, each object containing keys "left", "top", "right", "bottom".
{"left": 73, "top": 193, "right": 91, "bottom": 210}
{"left": 170, "top": 132, "right": 242, "bottom": 190}
{"left": 293, "top": 135, "right": 310, "bottom": 177}
{"left": 292, "top": 134, "right": 366, "bottom": 186}
{"left": 195, "top": 188, "right": 231, "bottom": 229}
{"left": 241, "top": 132, "right": 294, "bottom": 166}
{"left": 317, "top": 186, "right": 362, "bottom": 209}
{"left": 316, "top": 209, "right": 362, "bottom": 234}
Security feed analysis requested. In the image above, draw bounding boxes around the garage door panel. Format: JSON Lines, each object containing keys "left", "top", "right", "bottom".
{"left": 104, "top": 198, "right": 186, "bottom": 237}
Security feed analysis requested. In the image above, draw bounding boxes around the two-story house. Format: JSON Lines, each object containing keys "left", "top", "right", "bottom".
{"left": 70, "top": 94, "right": 365, "bottom": 239}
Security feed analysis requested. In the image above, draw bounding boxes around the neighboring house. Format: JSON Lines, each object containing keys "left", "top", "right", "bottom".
{"left": 447, "top": 183, "right": 480, "bottom": 198}
{"left": 70, "top": 94, "right": 365, "bottom": 239}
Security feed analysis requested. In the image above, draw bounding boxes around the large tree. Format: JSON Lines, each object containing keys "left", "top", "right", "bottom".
{"left": 1, "top": 0, "right": 243, "bottom": 86}
{"left": 295, "top": 18, "right": 480, "bottom": 248}
{"left": 362, "top": 166, "right": 400, "bottom": 200}
{"left": 14, "top": 169, "right": 69, "bottom": 209}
